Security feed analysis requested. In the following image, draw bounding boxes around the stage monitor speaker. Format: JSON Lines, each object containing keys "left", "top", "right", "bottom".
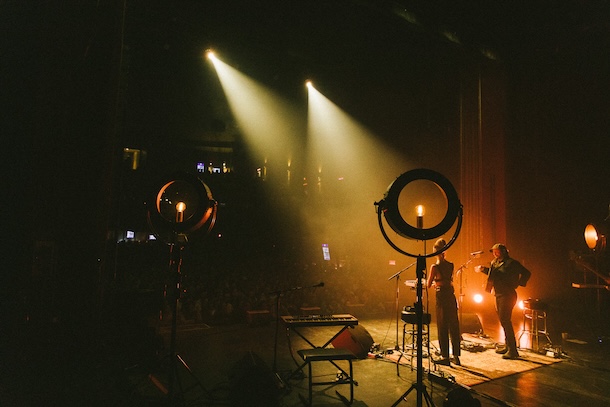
{"left": 444, "top": 385, "right": 481, "bottom": 406}
{"left": 228, "top": 351, "right": 279, "bottom": 407}
{"left": 461, "top": 313, "right": 484, "bottom": 334}
{"left": 331, "top": 325, "right": 374, "bottom": 358}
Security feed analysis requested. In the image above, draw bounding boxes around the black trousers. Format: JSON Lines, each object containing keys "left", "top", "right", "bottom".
{"left": 435, "top": 287, "right": 461, "bottom": 358}
{"left": 495, "top": 290, "right": 518, "bottom": 353}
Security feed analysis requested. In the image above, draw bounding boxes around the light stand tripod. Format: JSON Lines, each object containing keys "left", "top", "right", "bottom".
{"left": 164, "top": 239, "right": 211, "bottom": 406}
{"left": 374, "top": 168, "right": 463, "bottom": 407}
{"left": 391, "top": 256, "right": 435, "bottom": 407}
{"left": 145, "top": 172, "right": 218, "bottom": 406}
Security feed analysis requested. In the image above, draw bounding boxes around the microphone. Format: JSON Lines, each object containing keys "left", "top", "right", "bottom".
{"left": 312, "top": 281, "right": 325, "bottom": 288}
{"left": 470, "top": 250, "right": 484, "bottom": 256}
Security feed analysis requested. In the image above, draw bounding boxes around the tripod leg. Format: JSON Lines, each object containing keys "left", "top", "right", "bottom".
{"left": 391, "top": 383, "right": 437, "bottom": 407}
{"left": 177, "top": 354, "right": 211, "bottom": 396}
{"left": 167, "top": 352, "right": 212, "bottom": 405}
{"left": 390, "top": 383, "right": 417, "bottom": 407}
{"left": 421, "top": 386, "right": 436, "bottom": 407}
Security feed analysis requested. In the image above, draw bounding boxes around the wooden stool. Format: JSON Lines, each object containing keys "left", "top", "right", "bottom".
{"left": 518, "top": 299, "right": 552, "bottom": 351}
{"left": 399, "top": 311, "right": 432, "bottom": 373}
{"left": 297, "top": 348, "right": 356, "bottom": 406}
{"left": 401, "top": 321, "right": 431, "bottom": 371}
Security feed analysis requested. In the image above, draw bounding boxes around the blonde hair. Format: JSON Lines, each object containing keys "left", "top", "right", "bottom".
{"left": 433, "top": 238, "right": 446, "bottom": 252}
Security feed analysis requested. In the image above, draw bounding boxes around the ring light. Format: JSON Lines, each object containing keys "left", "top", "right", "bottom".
{"left": 376, "top": 168, "right": 463, "bottom": 257}
{"left": 147, "top": 172, "right": 217, "bottom": 243}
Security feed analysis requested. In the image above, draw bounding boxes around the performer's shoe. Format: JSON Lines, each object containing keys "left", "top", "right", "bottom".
{"left": 502, "top": 352, "right": 519, "bottom": 360}
{"left": 495, "top": 346, "right": 508, "bottom": 354}
{"left": 435, "top": 358, "right": 451, "bottom": 366}
{"left": 451, "top": 356, "right": 461, "bottom": 366}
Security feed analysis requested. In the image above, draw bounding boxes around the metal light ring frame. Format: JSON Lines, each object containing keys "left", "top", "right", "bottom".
{"left": 384, "top": 168, "right": 461, "bottom": 240}
{"left": 377, "top": 204, "right": 463, "bottom": 258}
{"left": 379, "top": 168, "right": 463, "bottom": 258}
{"left": 147, "top": 172, "right": 217, "bottom": 239}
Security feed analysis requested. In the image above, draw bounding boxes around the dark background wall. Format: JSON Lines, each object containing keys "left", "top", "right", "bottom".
{"left": 3, "top": 0, "right": 609, "bottom": 334}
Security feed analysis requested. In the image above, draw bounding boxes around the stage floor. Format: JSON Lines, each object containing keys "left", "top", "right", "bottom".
{"left": 2, "top": 311, "right": 610, "bottom": 407}
{"left": 146, "top": 313, "right": 610, "bottom": 407}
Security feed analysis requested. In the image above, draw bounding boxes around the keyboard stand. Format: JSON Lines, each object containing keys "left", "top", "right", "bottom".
{"left": 281, "top": 315, "right": 358, "bottom": 381}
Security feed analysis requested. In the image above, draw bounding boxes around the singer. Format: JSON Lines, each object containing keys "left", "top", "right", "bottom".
{"left": 427, "top": 238, "right": 461, "bottom": 366}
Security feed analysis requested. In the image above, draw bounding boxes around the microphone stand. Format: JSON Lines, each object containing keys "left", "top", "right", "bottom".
{"left": 455, "top": 253, "right": 479, "bottom": 335}
{"left": 387, "top": 261, "right": 416, "bottom": 353}
{"left": 269, "top": 282, "right": 324, "bottom": 388}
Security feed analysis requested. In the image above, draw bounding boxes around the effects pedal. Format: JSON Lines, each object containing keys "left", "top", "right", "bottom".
{"left": 428, "top": 370, "right": 455, "bottom": 387}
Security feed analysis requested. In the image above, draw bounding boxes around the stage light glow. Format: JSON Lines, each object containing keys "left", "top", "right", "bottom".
{"left": 205, "top": 49, "right": 216, "bottom": 61}
{"left": 176, "top": 201, "right": 186, "bottom": 223}
{"left": 584, "top": 223, "right": 606, "bottom": 251}
{"left": 584, "top": 207, "right": 610, "bottom": 251}
{"left": 473, "top": 293, "right": 483, "bottom": 304}
{"left": 584, "top": 224, "right": 598, "bottom": 249}
{"left": 416, "top": 205, "right": 424, "bottom": 229}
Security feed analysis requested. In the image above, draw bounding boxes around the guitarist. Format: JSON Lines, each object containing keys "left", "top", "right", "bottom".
{"left": 475, "top": 243, "right": 531, "bottom": 359}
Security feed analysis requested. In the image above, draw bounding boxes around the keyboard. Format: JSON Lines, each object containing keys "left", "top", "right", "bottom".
{"left": 281, "top": 314, "right": 358, "bottom": 327}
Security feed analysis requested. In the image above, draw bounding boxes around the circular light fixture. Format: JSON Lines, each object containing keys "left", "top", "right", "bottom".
{"left": 584, "top": 223, "right": 607, "bottom": 251}
{"left": 147, "top": 172, "right": 217, "bottom": 243}
{"left": 376, "top": 168, "right": 463, "bottom": 257}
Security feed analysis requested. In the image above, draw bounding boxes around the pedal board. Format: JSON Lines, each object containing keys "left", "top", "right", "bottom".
{"left": 428, "top": 370, "right": 455, "bottom": 387}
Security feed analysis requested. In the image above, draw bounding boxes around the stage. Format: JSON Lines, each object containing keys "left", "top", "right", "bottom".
{"left": 135, "top": 313, "right": 610, "bottom": 407}
{"left": 2, "top": 309, "right": 610, "bottom": 407}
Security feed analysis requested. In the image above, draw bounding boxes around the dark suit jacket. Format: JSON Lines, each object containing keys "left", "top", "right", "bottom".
{"left": 483, "top": 257, "right": 531, "bottom": 295}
